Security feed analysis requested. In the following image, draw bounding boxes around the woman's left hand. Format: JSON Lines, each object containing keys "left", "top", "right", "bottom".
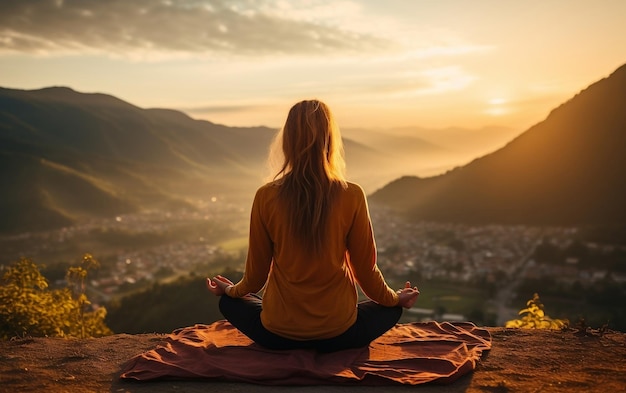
{"left": 206, "top": 275, "right": 234, "bottom": 296}
{"left": 397, "top": 281, "right": 420, "bottom": 309}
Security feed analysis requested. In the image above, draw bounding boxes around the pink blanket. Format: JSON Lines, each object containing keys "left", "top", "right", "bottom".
{"left": 120, "top": 320, "right": 491, "bottom": 385}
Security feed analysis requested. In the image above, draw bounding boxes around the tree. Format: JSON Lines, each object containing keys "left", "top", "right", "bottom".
{"left": 0, "top": 256, "right": 112, "bottom": 339}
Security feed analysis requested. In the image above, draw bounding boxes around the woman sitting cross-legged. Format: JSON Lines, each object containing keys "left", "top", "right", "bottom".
{"left": 207, "top": 99, "right": 419, "bottom": 353}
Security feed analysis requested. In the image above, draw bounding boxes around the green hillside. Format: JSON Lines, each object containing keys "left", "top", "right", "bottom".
{"left": 0, "top": 87, "right": 277, "bottom": 234}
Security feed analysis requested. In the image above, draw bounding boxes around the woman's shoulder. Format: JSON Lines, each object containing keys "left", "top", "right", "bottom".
{"left": 344, "top": 181, "right": 365, "bottom": 194}
{"left": 255, "top": 181, "right": 280, "bottom": 198}
{"left": 259, "top": 181, "right": 280, "bottom": 190}
{"left": 341, "top": 181, "right": 367, "bottom": 201}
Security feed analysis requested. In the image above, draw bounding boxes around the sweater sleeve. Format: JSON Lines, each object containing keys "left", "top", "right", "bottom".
{"left": 345, "top": 185, "right": 399, "bottom": 307}
{"left": 229, "top": 188, "right": 273, "bottom": 297}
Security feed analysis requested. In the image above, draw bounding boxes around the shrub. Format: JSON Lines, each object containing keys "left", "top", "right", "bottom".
{"left": 0, "top": 255, "right": 112, "bottom": 339}
{"left": 505, "top": 293, "right": 569, "bottom": 330}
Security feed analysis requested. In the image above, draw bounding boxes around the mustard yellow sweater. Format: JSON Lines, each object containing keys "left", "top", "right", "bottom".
{"left": 229, "top": 181, "right": 399, "bottom": 340}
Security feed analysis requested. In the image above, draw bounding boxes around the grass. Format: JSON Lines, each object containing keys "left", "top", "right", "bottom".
{"left": 397, "top": 280, "right": 489, "bottom": 315}
{"left": 218, "top": 236, "right": 248, "bottom": 254}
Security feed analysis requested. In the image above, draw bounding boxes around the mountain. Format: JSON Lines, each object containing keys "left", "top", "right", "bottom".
{"left": 2, "top": 85, "right": 517, "bottom": 235}
{"left": 342, "top": 125, "right": 522, "bottom": 190}
{"left": 341, "top": 128, "right": 453, "bottom": 190}
{"left": 0, "top": 86, "right": 277, "bottom": 234}
{"left": 344, "top": 125, "right": 520, "bottom": 162}
{"left": 0, "top": 86, "right": 455, "bottom": 234}
{"left": 371, "top": 64, "right": 626, "bottom": 226}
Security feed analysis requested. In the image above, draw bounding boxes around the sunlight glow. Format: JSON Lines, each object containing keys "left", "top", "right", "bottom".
{"left": 415, "top": 66, "right": 476, "bottom": 96}
{"left": 488, "top": 98, "right": 507, "bottom": 106}
{"left": 485, "top": 97, "right": 510, "bottom": 117}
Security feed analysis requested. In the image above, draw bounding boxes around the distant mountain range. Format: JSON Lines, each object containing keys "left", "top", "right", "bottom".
{"left": 370, "top": 64, "right": 626, "bottom": 226}
{"left": 0, "top": 85, "right": 518, "bottom": 234}
{"left": 341, "top": 125, "right": 520, "bottom": 187}
{"left": 3, "top": 64, "right": 623, "bottom": 234}
{"left": 0, "top": 87, "right": 278, "bottom": 233}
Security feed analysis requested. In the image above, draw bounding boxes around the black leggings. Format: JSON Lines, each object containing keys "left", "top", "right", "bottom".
{"left": 219, "top": 294, "right": 402, "bottom": 353}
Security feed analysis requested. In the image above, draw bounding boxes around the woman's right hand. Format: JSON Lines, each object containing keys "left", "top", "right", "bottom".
{"left": 206, "top": 275, "right": 234, "bottom": 296}
{"left": 397, "top": 281, "right": 420, "bottom": 309}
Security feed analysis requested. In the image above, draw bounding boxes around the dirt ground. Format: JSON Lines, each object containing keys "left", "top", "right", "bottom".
{"left": 1, "top": 327, "right": 625, "bottom": 393}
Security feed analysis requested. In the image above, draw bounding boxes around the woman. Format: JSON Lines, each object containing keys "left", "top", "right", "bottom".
{"left": 207, "top": 99, "right": 419, "bottom": 352}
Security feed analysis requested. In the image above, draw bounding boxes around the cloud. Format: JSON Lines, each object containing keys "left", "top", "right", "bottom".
{"left": 183, "top": 103, "right": 267, "bottom": 114}
{"left": 313, "top": 64, "right": 477, "bottom": 100}
{"left": 0, "top": 0, "right": 392, "bottom": 58}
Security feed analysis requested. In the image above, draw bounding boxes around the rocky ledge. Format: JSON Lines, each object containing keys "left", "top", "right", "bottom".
{"left": 0, "top": 327, "right": 625, "bottom": 393}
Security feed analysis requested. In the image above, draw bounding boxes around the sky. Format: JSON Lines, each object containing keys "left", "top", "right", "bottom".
{"left": 1, "top": 0, "right": 625, "bottom": 132}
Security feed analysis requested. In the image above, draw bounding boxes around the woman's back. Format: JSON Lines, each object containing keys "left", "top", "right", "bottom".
{"left": 230, "top": 181, "right": 398, "bottom": 340}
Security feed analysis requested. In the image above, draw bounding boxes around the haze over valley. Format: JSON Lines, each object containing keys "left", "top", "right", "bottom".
{"left": 0, "top": 85, "right": 522, "bottom": 236}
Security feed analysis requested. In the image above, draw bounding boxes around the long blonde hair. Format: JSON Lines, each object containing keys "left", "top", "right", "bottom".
{"left": 271, "top": 100, "right": 347, "bottom": 255}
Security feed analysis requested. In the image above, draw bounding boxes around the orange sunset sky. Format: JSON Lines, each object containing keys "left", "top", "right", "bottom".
{"left": 1, "top": 0, "right": 625, "bottom": 133}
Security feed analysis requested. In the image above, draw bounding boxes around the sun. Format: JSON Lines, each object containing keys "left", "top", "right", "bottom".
{"left": 485, "top": 97, "right": 510, "bottom": 116}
